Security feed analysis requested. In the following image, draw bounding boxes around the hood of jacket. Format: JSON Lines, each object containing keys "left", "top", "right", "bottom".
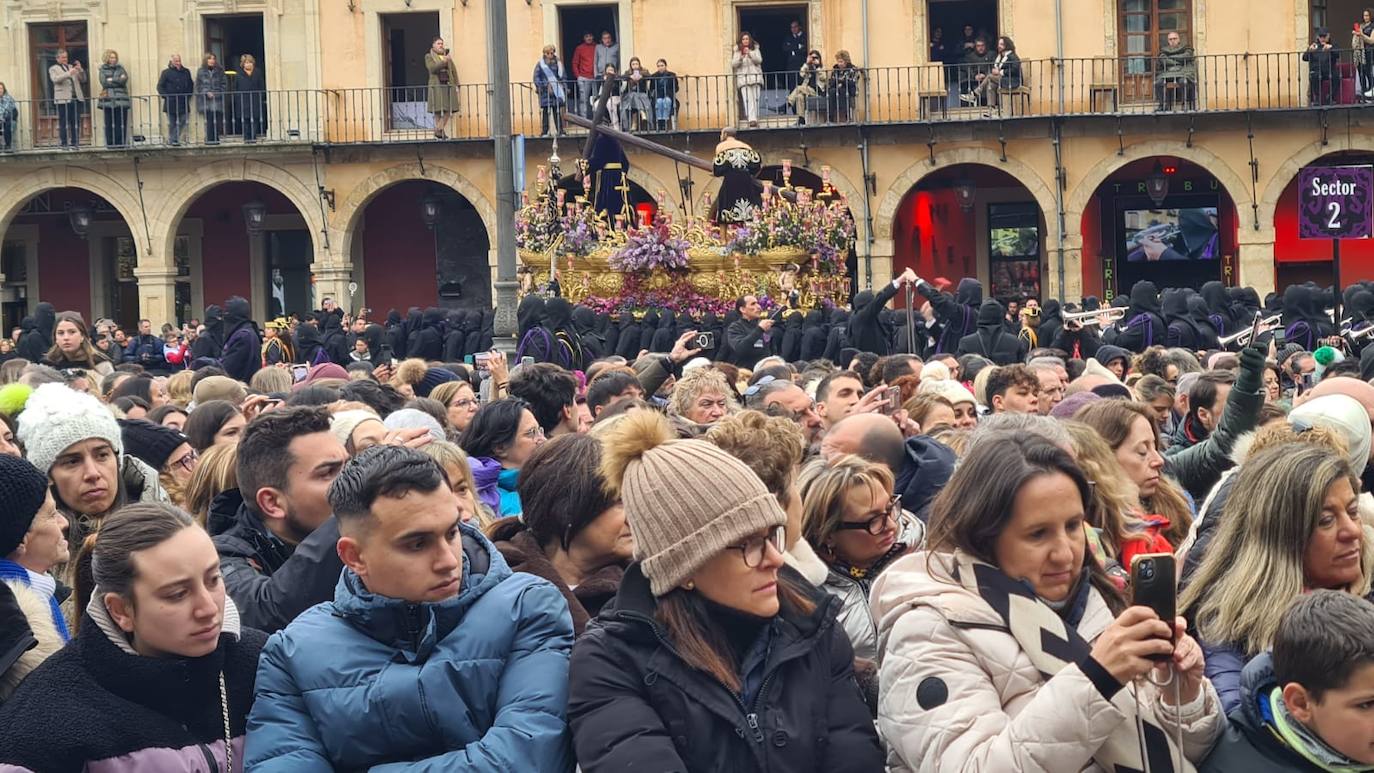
{"left": 1201, "top": 281, "right": 1231, "bottom": 317}
{"left": 976, "top": 299, "right": 1005, "bottom": 329}
{"left": 1234, "top": 651, "right": 1277, "bottom": 734}
{"left": 543, "top": 297, "right": 573, "bottom": 331}
{"left": 1096, "top": 344, "right": 1131, "bottom": 369}
{"left": 517, "top": 296, "right": 545, "bottom": 337}
{"left": 896, "top": 436, "right": 957, "bottom": 519}
{"left": 222, "top": 296, "right": 252, "bottom": 336}
{"left": 1040, "top": 299, "right": 1061, "bottom": 324}
{"left": 33, "top": 302, "right": 56, "bottom": 340}
{"left": 571, "top": 306, "right": 598, "bottom": 335}
{"left": 329, "top": 524, "right": 505, "bottom": 659}
{"left": 955, "top": 278, "right": 983, "bottom": 306}
{"left": 1129, "top": 281, "right": 1161, "bottom": 316}
{"left": 294, "top": 321, "right": 321, "bottom": 348}
{"left": 1290, "top": 394, "right": 1372, "bottom": 476}
{"left": 361, "top": 323, "right": 385, "bottom": 354}
{"left": 1161, "top": 288, "right": 1190, "bottom": 322}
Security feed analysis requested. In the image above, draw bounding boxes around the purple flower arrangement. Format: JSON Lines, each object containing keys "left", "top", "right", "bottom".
{"left": 608, "top": 216, "right": 690, "bottom": 273}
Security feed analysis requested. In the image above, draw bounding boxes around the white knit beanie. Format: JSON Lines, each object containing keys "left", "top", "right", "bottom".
{"left": 330, "top": 409, "right": 383, "bottom": 451}
{"left": 18, "top": 383, "right": 124, "bottom": 473}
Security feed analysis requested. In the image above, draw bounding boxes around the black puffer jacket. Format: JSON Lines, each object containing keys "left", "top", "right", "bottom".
{"left": 568, "top": 564, "right": 883, "bottom": 773}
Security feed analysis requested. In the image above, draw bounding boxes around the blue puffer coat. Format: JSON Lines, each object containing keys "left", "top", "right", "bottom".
{"left": 244, "top": 524, "right": 576, "bottom": 771}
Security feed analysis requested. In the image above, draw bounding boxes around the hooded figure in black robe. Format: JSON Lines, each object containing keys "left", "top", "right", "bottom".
{"left": 799, "top": 310, "right": 828, "bottom": 362}
{"left": 915, "top": 277, "right": 981, "bottom": 354}
{"left": 846, "top": 280, "right": 902, "bottom": 356}
{"left": 191, "top": 304, "right": 223, "bottom": 361}
{"left": 1105, "top": 281, "right": 1166, "bottom": 353}
{"left": 956, "top": 299, "right": 1027, "bottom": 365}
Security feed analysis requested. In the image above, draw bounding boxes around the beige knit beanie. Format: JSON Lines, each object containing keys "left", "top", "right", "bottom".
{"left": 600, "top": 410, "right": 786, "bottom": 596}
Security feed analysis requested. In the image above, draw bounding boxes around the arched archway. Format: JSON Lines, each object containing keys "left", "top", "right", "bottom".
{"left": 876, "top": 149, "right": 1058, "bottom": 244}
{"left": 1266, "top": 147, "right": 1374, "bottom": 289}
{"left": 334, "top": 163, "right": 497, "bottom": 267}
{"left": 1, "top": 188, "right": 141, "bottom": 330}
{"left": 0, "top": 168, "right": 144, "bottom": 251}
{"left": 349, "top": 179, "right": 493, "bottom": 315}
{"left": 888, "top": 162, "right": 1051, "bottom": 303}
{"left": 1064, "top": 141, "right": 1252, "bottom": 230}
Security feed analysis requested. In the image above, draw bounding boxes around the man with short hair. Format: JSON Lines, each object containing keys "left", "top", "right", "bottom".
{"left": 209, "top": 406, "right": 350, "bottom": 632}
{"left": 821, "top": 413, "right": 955, "bottom": 519}
{"left": 586, "top": 370, "right": 645, "bottom": 418}
{"left": 727, "top": 294, "right": 775, "bottom": 370}
{"left": 246, "top": 446, "right": 575, "bottom": 770}
{"left": 879, "top": 354, "right": 922, "bottom": 385}
{"left": 815, "top": 370, "right": 864, "bottom": 430}
{"left": 594, "top": 30, "right": 619, "bottom": 98}
{"left": 508, "top": 362, "right": 580, "bottom": 437}
{"left": 986, "top": 364, "right": 1040, "bottom": 414}
{"left": 745, "top": 379, "right": 823, "bottom": 444}
{"left": 571, "top": 32, "right": 598, "bottom": 118}
{"left": 1027, "top": 361, "right": 1066, "bottom": 416}
{"left": 1168, "top": 371, "right": 1234, "bottom": 453}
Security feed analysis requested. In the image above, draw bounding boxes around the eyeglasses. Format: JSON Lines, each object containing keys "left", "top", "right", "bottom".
{"left": 835, "top": 495, "right": 902, "bottom": 536}
{"left": 521, "top": 425, "right": 546, "bottom": 440}
{"left": 451, "top": 398, "right": 478, "bottom": 410}
{"left": 173, "top": 448, "right": 198, "bottom": 473}
{"left": 724, "top": 526, "right": 786, "bottom": 568}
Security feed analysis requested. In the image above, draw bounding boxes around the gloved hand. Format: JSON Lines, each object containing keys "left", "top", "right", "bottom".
{"left": 1236, "top": 345, "right": 1266, "bottom": 395}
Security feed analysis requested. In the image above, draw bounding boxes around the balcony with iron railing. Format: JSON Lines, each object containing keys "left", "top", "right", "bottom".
{"left": 0, "top": 51, "right": 1363, "bottom": 156}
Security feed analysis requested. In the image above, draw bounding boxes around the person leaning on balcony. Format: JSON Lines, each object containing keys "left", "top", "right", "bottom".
{"left": 788, "top": 49, "right": 827, "bottom": 126}
{"left": 97, "top": 50, "right": 131, "bottom": 148}
{"left": 732, "top": 31, "right": 764, "bottom": 127}
{"left": 0, "top": 82, "right": 16, "bottom": 152}
{"left": 1154, "top": 31, "right": 1197, "bottom": 111}
{"left": 195, "top": 52, "right": 227, "bottom": 145}
{"left": 157, "top": 54, "right": 194, "bottom": 146}
{"left": 1304, "top": 28, "right": 1338, "bottom": 106}
{"left": 425, "top": 37, "right": 460, "bottom": 140}
{"left": 965, "top": 36, "right": 1020, "bottom": 114}
{"left": 48, "top": 49, "right": 85, "bottom": 149}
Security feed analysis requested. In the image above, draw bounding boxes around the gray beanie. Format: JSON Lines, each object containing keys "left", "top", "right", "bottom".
{"left": 383, "top": 409, "right": 445, "bottom": 443}
{"left": 17, "top": 383, "right": 124, "bottom": 473}
{"left": 600, "top": 410, "right": 786, "bottom": 596}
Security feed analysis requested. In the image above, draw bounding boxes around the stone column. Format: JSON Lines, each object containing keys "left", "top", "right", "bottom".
{"left": 1237, "top": 227, "right": 1277, "bottom": 298}
{"left": 135, "top": 266, "right": 179, "bottom": 326}
{"left": 1049, "top": 231, "right": 1084, "bottom": 302}
{"left": 311, "top": 259, "right": 353, "bottom": 314}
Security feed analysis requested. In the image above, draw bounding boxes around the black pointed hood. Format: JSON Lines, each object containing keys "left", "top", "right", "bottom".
{"left": 517, "top": 296, "right": 545, "bottom": 338}
{"left": 223, "top": 296, "right": 252, "bottom": 336}
{"left": 955, "top": 278, "right": 982, "bottom": 306}
{"left": 572, "top": 305, "right": 598, "bottom": 335}
{"left": 976, "top": 299, "right": 1005, "bottom": 329}
{"left": 1127, "top": 282, "right": 1160, "bottom": 316}
{"left": 542, "top": 297, "right": 573, "bottom": 331}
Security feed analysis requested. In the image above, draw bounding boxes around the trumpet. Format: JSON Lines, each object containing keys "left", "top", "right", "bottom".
{"left": 1346, "top": 322, "right": 1374, "bottom": 343}
{"left": 1061, "top": 307, "right": 1125, "bottom": 327}
{"left": 1218, "top": 313, "right": 1281, "bottom": 348}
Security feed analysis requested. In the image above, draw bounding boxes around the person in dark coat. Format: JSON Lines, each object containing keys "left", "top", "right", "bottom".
{"left": 442, "top": 310, "right": 470, "bottom": 361}
{"left": 293, "top": 320, "right": 325, "bottom": 365}
{"left": 16, "top": 302, "right": 54, "bottom": 363}
{"left": 778, "top": 309, "right": 804, "bottom": 362}
{"left": 569, "top": 411, "right": 884, "bottom": 773}
{"left": 1200, "top": 280, "right": 1237, "bottom": 337}
{"left": 799, "top": 309, "right": 828, "bottom": 361}
{"left": 915, "top": 276, "right": 981, "bottom": 354}
{"left": 650, "top": 310, "right": 678, "bottom": 353}
{"left": 1282, "top": 284, "right": 1337, "bottom": 351}
{"left": 232, "top": 54, "right": 267, "bottom": 142}
{"left": 520, "top": 297, "right": 585, "bottom": 370}
{"left": 571, "top": 306, "right": 605, "bottom": 361}
{"left": 155, "top": 54, "right": 195, "bottom": 146}
{"left": 1187, "top": 293, "right": 1221, "bottom": 350}
{"left": 615, "top": 313, "right": 644, "bottom": 361}
{"left": 1106, "top": 280, "right": 1166, "bottom": 353}
{"left": 190, "top": 303, "right": 222, "bottom": 360}
{"left": 822, "top": 310, "right": 851, "bottom": 363}
{"left": 846, "top": 269, "right": 913, "bottom": 357}
{"left": 406, "top": 307, "right": 445, "bottom": 362}
{"left": 1037, "top": 299, "right": 1063, "bottom": 349}
{"left": 956, "top": 300, "right": 1027, "bottom": 365}
{"left": 638, "top": 310, "right": 660, "bottom": 354}
{"left": 320, "top": 312, "right": 351, "bottom": 365}
{"left": 726, "top": 295, "right": 776, "bottom": 370}
{"left": 1163, "top": 288, "right": 1205, "bottom": 350}
{"left": 384, "top": 309, "right": 407, "bottom": 358}
{"left": 218, "top": 296, "right": 261, "bottom": 383}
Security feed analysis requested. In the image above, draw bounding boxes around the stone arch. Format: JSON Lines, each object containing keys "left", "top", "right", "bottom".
{"left": 1256, "top": 137, "right": 1374, "bottom": 236}
{"left": 1063, "top": 141, "right": 1254, "bottom": 233}
{"left": 153, "top": 159, "right": 327, "bottom": 268}
{"left": 874, "top": 147, "right": 1060, "bottom": 244}
{"left": 333, "top": 163, "right": 497, "bottom": 264}
{"left": 0, "top": 167, "right": 146, "bottom": 252}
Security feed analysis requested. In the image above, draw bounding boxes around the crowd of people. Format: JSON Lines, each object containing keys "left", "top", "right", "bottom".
{"left": 2, "top": 270, "right": 1374, "bottom": 771}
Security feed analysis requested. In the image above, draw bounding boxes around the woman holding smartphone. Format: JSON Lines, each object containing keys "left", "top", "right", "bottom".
{"left": 873, "top": 433, "right": 1222, "bottom": 772}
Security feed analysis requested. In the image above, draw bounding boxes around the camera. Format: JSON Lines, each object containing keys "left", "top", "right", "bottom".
{"left": 694, "top": 332, "right": 716, "bottom": 350}
{"left": 1137, "top": 559, "right": 1155, "bottom": 581}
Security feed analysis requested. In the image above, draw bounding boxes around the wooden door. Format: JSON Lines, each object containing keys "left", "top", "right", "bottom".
{"left": 29, "top": 22, "right": 91, "bottom": 147}
{"left": 1119, "top": 0, "right": 1192, "bottom": 102}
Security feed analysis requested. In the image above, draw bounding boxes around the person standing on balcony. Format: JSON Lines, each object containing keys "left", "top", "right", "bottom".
{"left": 426, "top": 37, "right": 459, "bottom": 140}
{"left": 1154, "top": 31, "right": 1196, "bottom": 111}
{"left": 1356, "top": 10, "right": 1374, "bottom": 98}
{"left": 195, "top": 52, "right": 227, "bottom": 145}
{"left": 594, "top": 30, "right": 619, "bottom": 104}
{"left": 235, "top": 54, "right": 266, "bottom": 143}
{"left": 783, "top": 19, "right": 807, "bottom": 103}
{"left": 1304, "top": 29, "right": 1338, "bottom": 106}
{"left": 0, "top": 82, "right": 16, "bottom": 152}
{"left": 732, "top": 32, "right": 764, "bottom": 128}
{"left": 572, "top": 32, "right": 597, "bottom": 119}
{"left": 156, "top": 54, "right": 193, "bottom": 146}
{"left": 828, "top": 49, "right": 861, "bottom": 123}
{"left": 787, "top": 50, "right": 826, "bottom": 126}
{"left": 97, "top": 50, "right": 131, "bottom": 148}
{"left": 534, "top": 45, "right": 567, "bottom": 137}
{"left": 48, "top": 49, "right": 85, "bottom": 149}
{"left": 649, "top": 59, "right": 678, "bottom": 131}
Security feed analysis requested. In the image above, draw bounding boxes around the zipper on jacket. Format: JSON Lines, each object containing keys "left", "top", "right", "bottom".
{"left": 744, "top": 712, "right": 764, "bottom": 743}
{"left": 637, "top": 614, "right": 761, "bottom": 741}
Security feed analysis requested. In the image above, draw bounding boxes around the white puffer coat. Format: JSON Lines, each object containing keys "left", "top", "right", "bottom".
{"left": 871, "top": 550, "right": 1224, "bottom": 772}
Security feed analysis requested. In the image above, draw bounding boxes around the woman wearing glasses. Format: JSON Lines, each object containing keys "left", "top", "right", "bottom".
{"left": 119, "top": 418, "right": 198, "bottom": 509}
{"left": 569, "top": 410, "right": 883, "bottom": 772}
{"left": 431, "top": 379, "right": 480, "bottom": 434}
{"left": 459, "top": 398, "right": 545, "bottom": 517}
{"left": 798, "top": 455, "right": 922, "bottom": 660}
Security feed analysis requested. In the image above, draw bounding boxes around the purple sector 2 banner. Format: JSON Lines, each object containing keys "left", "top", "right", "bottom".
{"left": 1299, "top": 165, "right": 1374, "bottom": 240}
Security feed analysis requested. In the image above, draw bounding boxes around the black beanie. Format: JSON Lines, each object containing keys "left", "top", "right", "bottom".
{"left": 118, "top": 419, "right": 188, "bottom": 472}
{"left": 0, "top": 455, "right": 52, "bottom": 558}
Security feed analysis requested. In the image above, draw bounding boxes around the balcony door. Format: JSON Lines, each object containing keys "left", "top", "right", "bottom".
{"left": 28, "top": 22, "right": 91, "bottom": 147}
{"left": 1119, "top": 0, "right": 1192, "bottom": 103}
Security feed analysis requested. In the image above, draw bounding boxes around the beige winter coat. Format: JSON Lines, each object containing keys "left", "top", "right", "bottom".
{"left": 872, "top": 550, "right": 1224, "bottom": 772}
{"left": 0, "top": 580, "right": 65, "bottom": 701}
{"left": 731, "top": 46, "right": 764, "bottom": 88}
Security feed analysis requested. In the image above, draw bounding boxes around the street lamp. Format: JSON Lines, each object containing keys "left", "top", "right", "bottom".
{"left": 242, "top": 200, "right": 268, "bottom": 235}
{"left": 1145, "top": 161, "right": 1170, "bottom": 207}
{"left": 421, "top": 193, "right": 442, "bottom": 229}
{"left": 953, "top": 177, "right": 977, "bottom": 212}
{"left": 67, "top": 204, "right": 93, "bottom": 239}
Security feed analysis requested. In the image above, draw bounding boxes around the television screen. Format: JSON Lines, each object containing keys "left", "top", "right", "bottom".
{"left": 1124, "top": 207, "right": 1219, "bottom": 262}
{"left": 990, "top": 225, "right": 1039, "bottom": 259}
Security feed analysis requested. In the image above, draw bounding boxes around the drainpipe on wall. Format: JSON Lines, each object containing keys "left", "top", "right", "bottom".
{"left": 859, "top": 0, "right": 874, "bottom": 290}
{"left": 1053, "top": 0, "right": 1068, "bottom": 302}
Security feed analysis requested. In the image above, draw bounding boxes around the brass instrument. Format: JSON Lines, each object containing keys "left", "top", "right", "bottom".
{"left": 1061, "top": 307, "right": 1125, "bottom": 327}
{"left": 1218, "top": 313, "right": 1281, "bottom": 348}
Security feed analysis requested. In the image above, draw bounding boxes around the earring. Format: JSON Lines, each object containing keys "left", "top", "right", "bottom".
{"left": 685, "top": 581, "right": 695, "bottom": 590}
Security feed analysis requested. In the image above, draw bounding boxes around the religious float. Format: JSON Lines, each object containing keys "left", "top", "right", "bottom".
{"left": 514, "top": 119, "right": 856, "bottom": 316}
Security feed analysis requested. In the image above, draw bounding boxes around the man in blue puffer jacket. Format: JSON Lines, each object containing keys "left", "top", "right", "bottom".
{"left": 245, "top": 445, "right": 576, "bottom": 771}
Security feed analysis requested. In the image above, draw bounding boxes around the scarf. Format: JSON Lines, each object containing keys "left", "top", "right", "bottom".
{"left": 1268, "top": 686, "right": 1374, "bottom": 772}
{"left": 952, "top": 552, "right": 1185, "bottom": 773}
{"left": 538, "top": 59, "right": 566, "bottom": 100}
{"left": 0, "top": 558, "right": 69, "bottom": 642}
